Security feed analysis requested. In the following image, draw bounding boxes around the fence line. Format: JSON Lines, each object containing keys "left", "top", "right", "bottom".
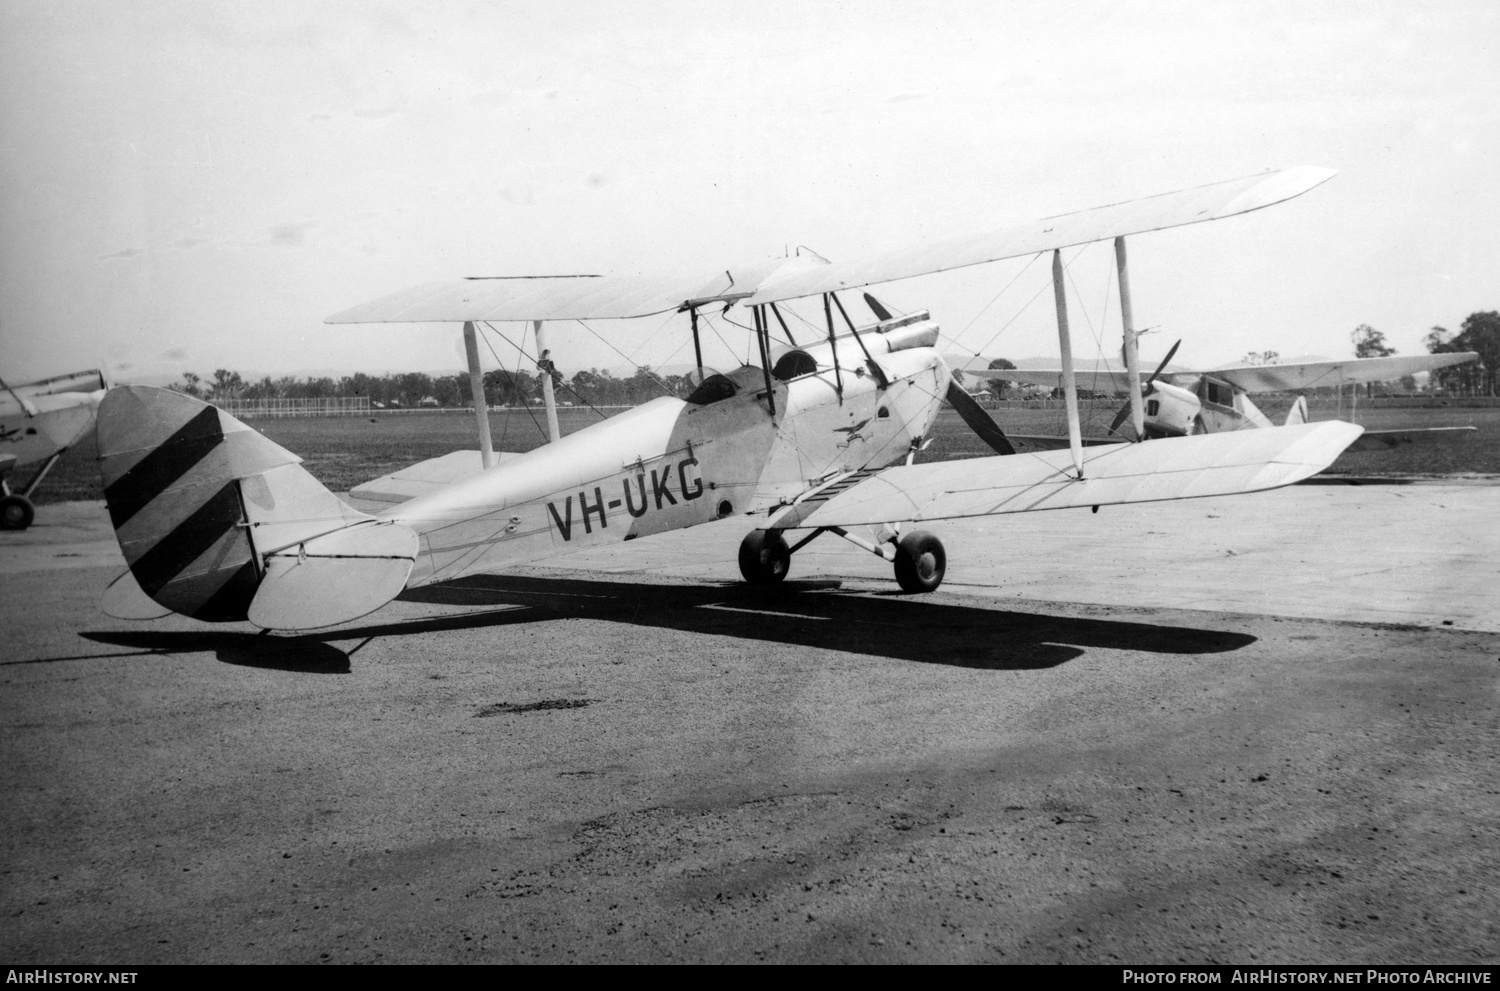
{"left": 212, "top": 397, "right": 370, "bottom": 417}
{"left": 211, "top": 397, "right": 642, "bottom": 419}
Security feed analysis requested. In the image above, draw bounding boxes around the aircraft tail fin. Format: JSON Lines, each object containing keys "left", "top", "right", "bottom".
{"left": 97, "top": 387, "right": 417, "bottom": 630}
{"left": 1283, "top": 395, "right": 1308, "bottom": 426}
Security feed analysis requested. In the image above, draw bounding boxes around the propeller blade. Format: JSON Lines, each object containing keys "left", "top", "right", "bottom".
{"left": 863, "top": 293, "right": 893, "bottom": 322}
{"left": 1144, "top": 339, "right": 1182, "bottom": 390}
{"left": 1109, "top": 339, "right": 1181, "bottom": 438}
{"left": 946, "top": 381, "right": 1016, "bottom": 456}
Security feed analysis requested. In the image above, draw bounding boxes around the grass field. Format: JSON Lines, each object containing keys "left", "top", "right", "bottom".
{"left": 30, "top": 401, "right": 1500, "bottom": 504}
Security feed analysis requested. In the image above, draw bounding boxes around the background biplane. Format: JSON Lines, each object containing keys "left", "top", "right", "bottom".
{"left": 1, "top": 369, "right": 107, "bottom": 530}
{"left": 962, "top": 348, "right": 1479, "bottom": 450}
{"left": 96, "top": 167, "right": 1364, "bottom": 630}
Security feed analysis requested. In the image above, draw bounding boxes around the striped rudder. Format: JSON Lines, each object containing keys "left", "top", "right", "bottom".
{"left": 98, "top": 388, "right": 296, "bottom": 621}
{"left": 97, "top": 387, "right": 417, "bottom": 629}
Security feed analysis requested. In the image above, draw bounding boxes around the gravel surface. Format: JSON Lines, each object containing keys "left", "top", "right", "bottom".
{"left": 4, "top": 545, "right": 1496, "bottom": 963}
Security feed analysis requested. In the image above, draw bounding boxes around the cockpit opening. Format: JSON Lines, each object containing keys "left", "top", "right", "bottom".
{"left": 683, "top": 365, "right": 768, "bottom": 406}
{"left": 772, "top": 349, "right": 819, "bottom": 381}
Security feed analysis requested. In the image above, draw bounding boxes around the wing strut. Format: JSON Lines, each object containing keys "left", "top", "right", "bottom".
{"left": 1115, "top": 236, "right": 1146, "bottom": 440}
{"left": 768, "top": 302, "right": 798, "bottom": 347}
{"left": 462, "top": 321, "right": 495, "bottom": 469}
{"left": 821, "top": 294, "right": 844, "bottom": 404}
{"left": 689, "top": 306, "right": 704, "bottom": 371}
{"left": 752, "top": 306, "right": 777, "bottom": 419}
{"left": 534, "top": 320, "right": 561, "bottom": 443}
{"left": 1051, "top": 250, "right": 1084, "bottom": 478}
{"left": 829, "top": 293, "right": 889, "bottom": 387}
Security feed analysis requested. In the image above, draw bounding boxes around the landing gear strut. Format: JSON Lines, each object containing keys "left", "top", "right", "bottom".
{"left": 0, "top": 451, "right": 60, "bottom": 531}
{"left": 738, "top": 529, "right": 790, "bottom": 585}
{"left": 738, "top": 524, "right": 947, "bottom": 594}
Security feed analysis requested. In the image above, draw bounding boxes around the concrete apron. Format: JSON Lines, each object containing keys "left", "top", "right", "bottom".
{"left": 522, "top": 481, "right": 1500, "bottom": 634}
{"left": 8, "top": 482, "right": 1498, "bottom": 633}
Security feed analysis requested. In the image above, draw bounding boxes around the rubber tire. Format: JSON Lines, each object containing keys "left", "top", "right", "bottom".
{"left": 738, "top": 529, "right": 791, "bottom": 586}
{"left": 0, "top": 494, "right": 35, "bottom": 531}
{"left": 893, "top": 530, "right": 945, "bottom": 593}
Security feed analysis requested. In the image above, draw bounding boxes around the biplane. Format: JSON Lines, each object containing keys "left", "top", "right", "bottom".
{"left": 1, "top": 369, "right": 107, "bottom": 530}
{"left": 97, "top": 167, "right": 1366, "bottom": 631}
{"left": 962, "top": 348, "right": 1479, "bottom": 450}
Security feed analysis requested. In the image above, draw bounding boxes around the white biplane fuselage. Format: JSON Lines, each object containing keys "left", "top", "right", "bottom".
{"left": 384, "top": 317, "right": 947, "bottom": 586}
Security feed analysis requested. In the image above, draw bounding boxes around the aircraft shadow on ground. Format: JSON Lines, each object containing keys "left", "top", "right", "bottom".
{"left": 73, "top": 575, "right": 1255, "bottom": 673}
{"left": 395, "top": 574, "right": 1256, "bottom": 671}
{"left": 76, "top": 630, "right": 354, "bottom": 673}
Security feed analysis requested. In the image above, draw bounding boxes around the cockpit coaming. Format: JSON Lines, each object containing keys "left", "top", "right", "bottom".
{"left": 680, "top": 309, "right": 949, "bottom": 509}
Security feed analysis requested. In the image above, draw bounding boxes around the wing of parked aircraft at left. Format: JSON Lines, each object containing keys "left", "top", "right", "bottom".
{"left": 1, "top": 369, "right": 108, "bottom": 530}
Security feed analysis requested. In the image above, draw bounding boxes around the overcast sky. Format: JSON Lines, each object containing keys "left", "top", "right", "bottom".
{"left": 3, "top": 1, "right": 1496, "bottom": 384}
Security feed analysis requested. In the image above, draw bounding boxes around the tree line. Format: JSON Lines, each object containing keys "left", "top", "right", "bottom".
{"left": 1349, "top": 311, "right": 1498, "bottom": 395}
{"left": 171, "top": 310, "right": 1498, "bottom": 407}
{"left": 172, "top": 365, "right": 694, "bottom": 408}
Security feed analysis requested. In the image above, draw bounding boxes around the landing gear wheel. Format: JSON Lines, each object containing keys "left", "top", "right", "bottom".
{"left": 738, "top": 529, "right": 791, "bottom": 586}
{"left": 1184, "top": 416, "right": 1205, "bottom": 436}
{"left": 0, "top": 494, "right": 35, "bottom": 531}
{"left": 893, "top": 530, "right": 945, "bottom": 593}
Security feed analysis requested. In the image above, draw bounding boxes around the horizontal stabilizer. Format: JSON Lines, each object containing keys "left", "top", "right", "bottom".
{"left": 349, "top": 450, "right": 519, "bottom": 506}
{"left": 248, "top": 522, "right": 419, "bottom": 631}
{"left": 773, "top": 421, "right": 1363, "bottom": 529}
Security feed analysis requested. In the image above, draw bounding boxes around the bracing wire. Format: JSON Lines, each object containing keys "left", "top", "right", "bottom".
{"left": 574, "top": 319, "right": 676, "bottom": 396}
{"left": 480, "top": 321, "right": 615, "bottom": 422}
{"left": 719, "top": 310, "right": 797, "bottom": 351}
{"left": 697, "top": 310, "right": 740, "bottom": 368}
{"left": 631, "top": 309, "right": 687, "bottom": 360}
{"left": 479, "top": 321, "right": 548, "bottom": 443}
{"left": 969, "top": 247, "right": 1089, "bottom": 361}
{"left": 949, "top": 251, "right": 1046, "bottom": 357}
{"left": 1062, "top": 250, "right": 1109, "bottom": 429}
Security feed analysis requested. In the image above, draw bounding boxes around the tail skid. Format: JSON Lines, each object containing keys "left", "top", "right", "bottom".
{"left": 98, "top": 387, "right": 417, "bottom": 630}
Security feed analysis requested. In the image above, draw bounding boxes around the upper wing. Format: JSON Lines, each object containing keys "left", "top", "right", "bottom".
{"left": 326, "top": 167, "right": 1335, "bottom": 324}
{"left": 745, "top": 166, "right": 1336, "bottom": 305}
{"left": 1210, "top": 352, "right": 1479, "bottom": 393}
{"left": 770, "top": 421, "right": 1360, "bottom": 529}
{"left": 326, "top": 272, "right": 733, "bottom": 324}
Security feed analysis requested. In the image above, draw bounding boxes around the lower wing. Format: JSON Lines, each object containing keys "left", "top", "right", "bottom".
{"left": 771, "top": 421, "right": 1362, "bottom": 529}
{"left": 1344, "top": 425, "right": 1475, "bottom": 452}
